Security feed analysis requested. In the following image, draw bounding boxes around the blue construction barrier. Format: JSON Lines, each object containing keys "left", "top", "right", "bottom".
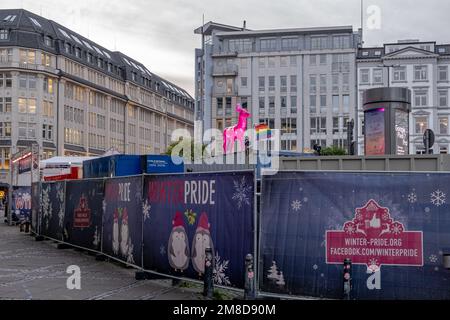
{"left": 142, "top": 171, "right": 255, "bottom": 288}
{"left": 259, "top": 171, "right": 450, "bottom": 300}
{"left": 64, "top": 179, "right": 104, "bottom": 251}
{"left": 102, "top": 176, "right": 143, "bottom": 267}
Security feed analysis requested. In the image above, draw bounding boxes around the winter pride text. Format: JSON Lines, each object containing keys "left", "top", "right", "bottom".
{"left": 148, "top": 179, "right": 216, "bottom": 205}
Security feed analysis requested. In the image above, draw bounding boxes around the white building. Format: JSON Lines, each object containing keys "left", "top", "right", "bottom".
{"left": 357, "top": 40, "right": 450, "bottom": 155}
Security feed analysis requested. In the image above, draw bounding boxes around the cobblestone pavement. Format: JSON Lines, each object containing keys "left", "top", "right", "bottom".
{"left": 0, "top": 223, "right": 214, "bottom": 300}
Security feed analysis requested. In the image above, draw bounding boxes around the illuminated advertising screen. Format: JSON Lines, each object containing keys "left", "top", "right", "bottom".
{"left": 395, "top": 110, "right": 409, "bottom": 155}
{"left": 365, "top": 108, "right": 385, "bottom": 155}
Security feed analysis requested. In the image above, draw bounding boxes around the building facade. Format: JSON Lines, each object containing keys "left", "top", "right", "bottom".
{"left": 0, "top": 9, "right": 194, "bottom": 185}
{"left": 357, "top": 40, "right": 450, "bottom": 155}
{"left": 195, "top": 22, "right": 361, "bottom": 153}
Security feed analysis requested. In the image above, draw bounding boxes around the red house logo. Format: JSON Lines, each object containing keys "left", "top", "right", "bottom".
{"left": 326, "top": 199, "right": 423, "bottom": 270}
{"left": 74, "top": 195, "right": 91, "bottom": 228}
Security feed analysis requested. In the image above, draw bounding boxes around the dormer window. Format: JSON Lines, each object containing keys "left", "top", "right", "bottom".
{"left": 64, "top": 43, "right": 71, "bottom": 54}
{"left": 0, "top": 29, "right": 8, "bottom": 40}
{"left": 131, "top": 72, "right": 136, "bottom": 81}
{"left": 362, "top": 51, "right": 369, "bottom": 56}
{"left": 3, "top": 15, "right": 17, "bottom": 22}
{"left": 44, "top": 36, "right": 53, "bottom": 47}
{"left": 107, "top": 63, "right": 112, "bottom": 72}
{"left": 374, "top": 51, "right": 382, "bottom": 56}
{"left": 87, "top": 53, "right": 93, "bottom": 63}
{"left": 75, "top": 47, "right": 81, "bottom": 58}
{"left": 97, "top": 58, "right": 103, "bottom": 68}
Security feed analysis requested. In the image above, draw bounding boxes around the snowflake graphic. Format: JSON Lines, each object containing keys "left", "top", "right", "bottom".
{"left": 126, "top": 241, "right": 135, "bottom": 265}
{"left": 291, "top": 200, "right": 302, "bottom": 212}
{"left": 41, "top": 186, "right": 52, "bottom": 230}
{"left": 213, "top": 253, "right": 231, "bottom": 286}
{"left": 160, "top": 245, "right": 166, "bottom": 256}
{"left": 142, "top": 199, "right": 151, "bottom": 221}
{"left": 382, "top": 212, "right": 390, "bottom": 220}
{"left": 312, "top": 264, "right": 318, "bottom": 270}
{"left": 369, "top": 258, "right": 379, "bottom": 267}
{"left": 390, "top": 222, "right": 404, "bottom": 235}
{"left": 58, "top": 204, "right": 65, "bottom": 228}
{"left": 344, "top": 223, "right": 356, "bottom": 235}
{"left": 93, "top": 226, "right": 100, "bottom": 248}
{"left": 102, "top": 199, "right": 106, "bottom": 213}
{"left": 431, "top": 190, "right": 446, "bottom": 207}
{"left": 232, "top": 176, "right": 252, "bottom": 209}
{"left": 407, "top": 192, "right": 417, "bottom": 204}
{"left": 429, "top": 255, "right": 438, "bottom": 263}
{"left": 303, "top": 197, "right": 308, "bottom": 203}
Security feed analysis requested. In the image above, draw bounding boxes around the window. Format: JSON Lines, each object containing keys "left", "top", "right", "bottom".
{"left": 280, "top": 76, "right": 287, "bottom": 93}
{"left": 280, "top": 96, "right": 287, "bottom": 110}
{"left": 439, "top": 90, "right": 448, "bottom": 107}
{"left": 18, "top": 98, "right": 36, "bottom": 114}
{"left": 0, "top": 147, "right": 11, "bottom": 170}
{"left": 18, "top": 98, "right": 27, "bottom": 113}
{"left": 269, "top": 96, "right": 275, "bottom": 114}
{"left": 290, "top": 56, "right": 297, "bottom": 67}
{"left": 393, "top": 66, "right": 406, "bottom": 82}
{"left": 280, "top": 56, "right": 288, "bottom": 67}
{"left": 414, "top": 66, "right": 428, "bottom": 81}
{"left": 320, "top": 54, "right": 327, "bottom": 65}
{"left": 0, "top": 29, "right": 8, "bottom": 40}
{"left": 342, "top": 73, "right": 350, "bottom": 92}
{"left": 0, "top": 72, "right": 12, "bottom": 88}
{"left": 439, "top": 117, "right": 448, "bottom": 135}
{"left": 217, "top": 98, "right": 223, "bottom": 116}
{"left": 0, "top": 97, "right": 11, "bottom": 113}
{"left": 332, "top": 74, "right": 339, "bottom": 92}
{"left": 290, "top": 96, "right": 297, "bottom": 114}
{"left": 310, "top": 95, "right": 317, "bottom": 114}
{"left": 42, "top": 125, "right": 53, "bottom": 140}
{"left": 290, "top": 75, "right": 297, "bottom": 92}
{"left": 0, "top": 48, "right": 12, "bottom": 62}
{"left": 260, "top": 38, "right": 277, "bottom": 52}
{"left": 439, "top": 66, "right": 449, "bottom": 82}
{"left": 310, "top": 55, "right": 317, "bottom": 66}
{"left": 320, "top": 95, "right": 327, "bottom": 113}
{"left": 29, "top": 17, "right": 42, "bottom": 28}
{"left": 241, "top": 77, "right": 247, "bottom": 87}
{"left": 415, "top": 116, "right": 428, "bottom": 134}
{"left": 414, "top": 91, "right": 428, "bottom": 107}
{"left": 373, "top": 68, "right": 383, "bottom": 84}
{"left": 64, "top": 43, "right": 71, "bottom": 54}
{"left": 259, "top": 97, "right": 265, "bottom": 114}
{"left": 268, "top": 76, "right": 275, "bottom": 92}
{"left": 311, "top": 36, "right": 328, "bottom": 50}
{"left": 281, "top": 37, "right": 298, "bottom": 51}
{"left": 332, "top": 95, "right": 339, "bottom": 113}
{"left": 310, "top": 75, "right": 317, "bottom": 94}
{"left": 226, "top": 78, "right": 233, "bottom": 94}
{"left": 333, "top": 35, "right": 350, "bottom": 49}
{"left": 43, "top": 77, "right": 54, "bottom": 94}
{"left": 360, "top": 69, "right": 370, "bottom": 84}
{"left": 440, "top": 146, "right": 448, "bottom": 154}
{"left": 43, "top": 100, "right": 54, "bottom": 117}
{"left": 0, "top": 122, "right": 11, "bottom": 137}
{"left": 44, "top": 36, "right": 53, "bottom": 47}
{"left": 343, "top": 95, "right": 350, "bottom": 113}
{"left": 20, "top": 50, "right": 36, "bottom": 65}
{"left": 75, "top": 47, "right": 81, "bottom": 58}
{"left": 18, "top": 122, "right": 36, "bottom": 139}
{"left": 333, "top": 117, "right": 339, "bottom": 134}
{"left": 320, "top": 74, "right": 327, "bottom": 93}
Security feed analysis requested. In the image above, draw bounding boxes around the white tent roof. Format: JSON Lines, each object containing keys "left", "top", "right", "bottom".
{"left": 40, "top": 156, "right": 98, "bottom": 167}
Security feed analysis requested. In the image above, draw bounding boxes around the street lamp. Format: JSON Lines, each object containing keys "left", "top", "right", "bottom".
{"left": 377, "top": 64, "right": 401, "bottom": 87}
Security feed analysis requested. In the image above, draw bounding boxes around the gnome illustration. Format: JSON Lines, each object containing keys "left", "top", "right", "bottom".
{"left": 168, "top": 211, "right": 190, "bottom": 272}
{"left": 120, "top": 208, "right": 129, "bottom": 256}
{"left": 191, "top": 212, "right": 214, "bottom": 276}
{"left": 112, "top": 208, "right": 120, "bottom": 255}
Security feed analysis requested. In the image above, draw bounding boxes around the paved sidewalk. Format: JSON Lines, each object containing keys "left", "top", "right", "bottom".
{"left": 0, "top": 223, "right": 213, "bottom": 300}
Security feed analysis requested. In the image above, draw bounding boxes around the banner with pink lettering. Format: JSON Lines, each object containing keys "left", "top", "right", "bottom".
{"left": 142, "top": 171, "right": 255, "bottom": 289}
{"left": 260, "top": 171, "right": 450, "bottom": 300}
{"left": 102, "top": 176, "right": 143, "bottom": 267}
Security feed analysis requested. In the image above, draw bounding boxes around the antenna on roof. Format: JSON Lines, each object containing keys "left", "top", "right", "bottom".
{"left": 243, "top": 20, "right": 246, "bottom": 31}
{"left": 360, "top": 0, "right": 364, "bottom": 46}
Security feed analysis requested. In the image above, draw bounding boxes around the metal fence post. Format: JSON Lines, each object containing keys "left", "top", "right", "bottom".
{"left": 343, "top": 258, "right": 352, "bottom": 300}
{"left": 203, "top": 247, "right": 214, "bottom": 298}
{"left": 244, "top": 253, "right": 256, "bottom": 300}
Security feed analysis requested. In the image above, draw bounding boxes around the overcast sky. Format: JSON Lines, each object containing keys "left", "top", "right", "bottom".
{"left": 1, "top": 0, "right": 449, "bottom": 96}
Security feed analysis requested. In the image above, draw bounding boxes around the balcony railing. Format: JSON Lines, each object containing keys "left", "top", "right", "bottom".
{"left": 212, "top": 64, "right": 238, "bottom": 77}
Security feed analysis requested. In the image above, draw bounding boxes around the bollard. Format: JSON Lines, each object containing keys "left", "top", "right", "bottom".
{"left": 203, "top": 247, "right": 214, "bottom": 298}
{"left": 343, "top": 258, "right": 352, "bottom": 300}
{"left": 244, "top": 254, "right": 256, "bottom": 300}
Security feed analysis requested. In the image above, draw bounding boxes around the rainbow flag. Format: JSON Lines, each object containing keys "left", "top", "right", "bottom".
{"left": 255, "top": 124, "right": 272, "bottom": 139}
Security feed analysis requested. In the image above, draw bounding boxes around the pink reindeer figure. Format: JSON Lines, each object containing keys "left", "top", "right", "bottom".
{"left": 223, "top": 104, "right": 251, "bottom": 153}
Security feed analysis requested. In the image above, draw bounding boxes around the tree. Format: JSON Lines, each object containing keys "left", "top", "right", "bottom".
{"left": 320, "top": 146, "right": 348, "bottom": 156}
{"left": 164, "top": 138, "right": 208, "bottom": 161}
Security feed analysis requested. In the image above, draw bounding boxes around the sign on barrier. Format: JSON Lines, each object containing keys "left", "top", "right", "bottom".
{"left": 259, "top": 171, "right": 450, "bottom": 300}
{"left": 103, "top": 176, "right": 143, "bottom": 267}
{"left": 64, "top": 180, "right": 104, "bottom": 251}
{"left": 12, "top": 187, "right": 31, "bottom": 222}
{"left": 40, "top": 181, "right": 65, "bottom": 241}
{"left": 142, "top": 171, "right": 255, "bottom": 289}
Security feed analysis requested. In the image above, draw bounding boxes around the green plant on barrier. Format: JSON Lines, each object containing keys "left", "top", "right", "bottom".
{"left": 320, "top": 146, "right": 347, "bottom": 156}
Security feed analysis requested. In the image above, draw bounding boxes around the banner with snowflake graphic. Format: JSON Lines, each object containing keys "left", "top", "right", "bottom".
{"left": 63, "top": 180, "right": 104, "bottom": 251}
{"left": 260, "top": 171, "right": 450, "bottom": 300}
{"left": 142, "top": 171, "right": 255, "bottom": 289}
{"left": 39, "top": 181, "right": 66, "bottom": 241}
{"left": 102, "top": 176, "right": 143, "bottom": 267}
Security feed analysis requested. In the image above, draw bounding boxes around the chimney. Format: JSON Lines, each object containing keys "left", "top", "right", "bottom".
{"left": 243, "top": 20, "right": 246, "bottom": 31}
